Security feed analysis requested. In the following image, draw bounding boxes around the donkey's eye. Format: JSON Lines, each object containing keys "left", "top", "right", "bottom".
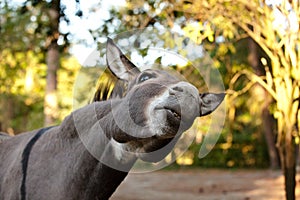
{"left": 139, "top": 74, "right": 152, "bottom": 83}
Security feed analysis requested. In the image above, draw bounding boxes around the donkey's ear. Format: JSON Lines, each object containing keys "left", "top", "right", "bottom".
{"left": 106, "top": 38, "right": 140, "bottom": 81}
{"left": 199, "top": 93, "right": 225, "bottom": 116}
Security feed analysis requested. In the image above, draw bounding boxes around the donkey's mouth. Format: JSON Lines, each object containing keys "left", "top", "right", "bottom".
{"left": 164, "top": 106, "right": 181, "bottom": 121}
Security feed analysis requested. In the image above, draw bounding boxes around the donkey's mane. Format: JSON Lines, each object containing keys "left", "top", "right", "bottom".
{"left": 92, "top": 68, "right": 128, "bottom": 102}
{"left": 0, "top": 132, "right": 11, "bottom": 143}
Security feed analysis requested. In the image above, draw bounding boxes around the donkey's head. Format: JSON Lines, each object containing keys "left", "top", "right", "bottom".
{"left": 97, "top": 38, "right": 224, "bottom": 161}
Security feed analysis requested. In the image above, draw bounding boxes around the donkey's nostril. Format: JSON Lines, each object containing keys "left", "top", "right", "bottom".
{"left": 169, "top": 85, "right": 184, "bottom": 96}
{"left": 172, "top": 86, "right": 184, "bottom": 92}
{"left": 169, "top": 82, "right": 198, "bottom": 97}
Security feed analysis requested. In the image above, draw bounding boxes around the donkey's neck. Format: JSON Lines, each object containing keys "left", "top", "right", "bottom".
{"left": 69, "top": 100, "right": 138, "bottom": 163}
{"left": 57, "top": 101, "right": 137, "bottom": 199}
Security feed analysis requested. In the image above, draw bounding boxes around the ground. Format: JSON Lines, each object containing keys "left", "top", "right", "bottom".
{"left": 111, "top": 169, "right": 300, "bottom": 200}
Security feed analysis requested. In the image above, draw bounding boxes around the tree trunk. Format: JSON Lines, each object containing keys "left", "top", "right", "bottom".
{"left": 0, "top": 95, "right": 14, "bottom": 134}
{"left": 44, "top": 0, "right": 60, "bottom": 126}
{"left": 247, "top": 38, "right": 280, "bottom": 169}
{"left": 278, "top": 133, "right": 297, "bottom": 200}
{"left": 262, "top": 96, "right": 280, "bottom": 169}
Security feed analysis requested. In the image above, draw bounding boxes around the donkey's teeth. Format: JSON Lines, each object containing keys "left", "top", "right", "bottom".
{"left": 164, "top": 107, "right": 181, "bottom": 120}
{"left": 172, "top": 111, "right": 181, "bottom": 119}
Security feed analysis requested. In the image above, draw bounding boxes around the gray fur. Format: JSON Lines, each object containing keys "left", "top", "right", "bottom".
{"left": 0, "top": 38, "right": 225, "bottom": 200}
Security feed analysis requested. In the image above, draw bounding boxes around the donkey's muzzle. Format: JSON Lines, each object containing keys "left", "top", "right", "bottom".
{"left": 168, "top": 82, "right": 200, "bottom": 123}
{"left": 154, "top": 81, "right": 200, "bottom": 138}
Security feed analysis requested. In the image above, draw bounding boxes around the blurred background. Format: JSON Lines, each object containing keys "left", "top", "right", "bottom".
{"left": 1, "top": 0, "right": 299, "bottom": 199}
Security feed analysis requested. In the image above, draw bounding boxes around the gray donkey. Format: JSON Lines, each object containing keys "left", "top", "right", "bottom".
{"left": 0, "top": 38, "right": 225, "bottom": 200}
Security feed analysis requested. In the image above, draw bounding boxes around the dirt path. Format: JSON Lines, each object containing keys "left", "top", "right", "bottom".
{"left": 111, "top": 169, "right": 300, "bottom": 200}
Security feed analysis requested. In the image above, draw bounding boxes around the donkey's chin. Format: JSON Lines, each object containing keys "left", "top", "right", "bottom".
{"left": 137, "top": 137, "right": 176, "bottom": 162}
{"left": 137, "top": 118, "right": 196, "bottom": 163}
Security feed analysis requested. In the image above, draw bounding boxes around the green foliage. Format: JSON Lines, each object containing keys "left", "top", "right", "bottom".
{"left": 0, "top": 0, "right": 82, "bottom": 132}
{"left": 0, "top": 50, "right": 80, "bottom": 133}
{"left": 0, "top": 49, "right": 46, "bottom": 132}
{"left": 193, "top": 88, "right": 270, "bottom": 168}
{"left": 57, "top": 56, "right": 81, "bottom": 119}
{"left": 170, "top": 38, "right": 270, "bottom": 168}
{"left": 190, "top": 128, "right": 269, "bottom": 168}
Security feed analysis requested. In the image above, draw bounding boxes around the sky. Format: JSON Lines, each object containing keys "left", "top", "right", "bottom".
{"left": 60, "top": 0, "right": 126, "bottom": 65}
{"left": 59, "top": 0, "right": 190, "bottom": 67}
{"left": 9, "top": 0, "right": 126, "bottom": 65}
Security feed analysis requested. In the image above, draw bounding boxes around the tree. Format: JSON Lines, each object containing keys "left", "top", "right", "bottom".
{"left": 18, "top": 0, "right": 82, "bottom": 126}
{"left": 247, "top": 38, "right": 279, "bottom": 169}
{"left": 44, "top": 0, "right": 60, "bottom": 126}
{"left": 175, "top": 0, "right": 299, "bottom": 199}
{"left": 0, "top": 0, "right": 81, "bottom": 132}
{"left": 0, "top": 1, "right": 47, "bottom": 132}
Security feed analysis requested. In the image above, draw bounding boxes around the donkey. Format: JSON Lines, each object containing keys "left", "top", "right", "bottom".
{"left": 0, "top": 38, "right": 224, "bottom": 200}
